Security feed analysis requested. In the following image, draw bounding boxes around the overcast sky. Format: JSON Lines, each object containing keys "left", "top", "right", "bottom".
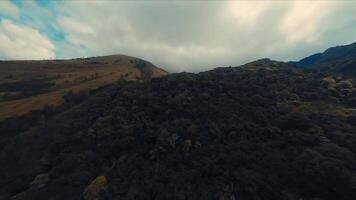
{"left": 0, "top": 0, "right": 355, "bottom": 72}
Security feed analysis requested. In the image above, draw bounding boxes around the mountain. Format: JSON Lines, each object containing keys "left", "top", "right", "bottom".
{"left": 0, "top": 55, "right": 167, "bottom": 120}
{"left": 289, "top": 42, "right": 356, "bottom": 75}
{"left": 1, "top": 59, "right": 355, "bottom": 200}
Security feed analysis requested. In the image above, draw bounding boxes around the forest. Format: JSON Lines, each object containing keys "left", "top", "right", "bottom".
{"left": 0, "top": 59, "right": 355, "bottom": 200}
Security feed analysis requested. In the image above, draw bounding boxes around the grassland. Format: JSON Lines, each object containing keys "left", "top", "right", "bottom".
{"left": 0, "top": 55, "right": 167, "bottom": 120}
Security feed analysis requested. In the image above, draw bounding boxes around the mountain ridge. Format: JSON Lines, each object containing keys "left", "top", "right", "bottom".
{"left": 289, "top": 42, "right": 356, "bottom": 75}
{"left": 0, "top": 54, "right": 167, "bottom": 120}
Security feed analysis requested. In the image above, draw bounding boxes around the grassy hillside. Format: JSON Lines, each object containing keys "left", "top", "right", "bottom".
{"left": 1, "top": 59, "right": 355, "bottom": 200}
{"left": 0, "top": 55, "right": 167, "bottom": 120}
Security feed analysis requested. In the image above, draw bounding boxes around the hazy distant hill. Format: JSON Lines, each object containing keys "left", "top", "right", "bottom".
{"left": 289, "top": 42, "right": 356, "bottom": 75}
{"left": 0, "top": 55, "right": 167, "bottom": 120}
{"left": 1, "top": 59, "right": 355, "bottom": 200}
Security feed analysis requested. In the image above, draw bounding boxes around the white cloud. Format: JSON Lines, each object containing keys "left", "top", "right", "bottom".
{"left": 280, "top": 1, "right": 339, "bottom": 44}
{"left": 0, "top": 0, "right": 19, "bottom": 19}
{"left": 51, "top": 0, "right": 356, "bottom": 72}
{"left": 5, "top": 0, "right": 355, "bottom": 71}
{"left": 0, "top": 19, "right": 55, "bottom": 60}
{"left": 225, "top": 0, "right": 273, "bottom": 26}
{"left": 58, "top": 16, "right": 95, "bottom": 46}
{"left": 58, "top": 16, "right": 94, "bottom": 35}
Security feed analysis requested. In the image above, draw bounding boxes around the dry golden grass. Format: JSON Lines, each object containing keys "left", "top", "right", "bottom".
{"left": 0, "top": 91, "right": 64, "bottom": 119}
{"left": 0, "top": 55, "right": 167, "bottom": 120}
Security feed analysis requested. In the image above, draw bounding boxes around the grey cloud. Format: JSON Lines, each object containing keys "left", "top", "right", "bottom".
{"left": 53, "top": 1, "right": 356, "bottom": 72}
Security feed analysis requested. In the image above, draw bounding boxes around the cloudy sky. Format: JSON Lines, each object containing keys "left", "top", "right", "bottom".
{"left": 0, "top": 0, "right": 355, "bottom": 72}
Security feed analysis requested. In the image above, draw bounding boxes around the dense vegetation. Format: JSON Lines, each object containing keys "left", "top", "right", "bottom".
{"left": 0, "top": 59, "right": 355, "bottom": 200}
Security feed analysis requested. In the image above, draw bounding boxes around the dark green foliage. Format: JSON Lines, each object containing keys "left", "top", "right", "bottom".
{"left": 0, "top": 61, "right": 355, "bottom": 200}
{"left": 0, "top": 78, "right": 54, "bottom": 101}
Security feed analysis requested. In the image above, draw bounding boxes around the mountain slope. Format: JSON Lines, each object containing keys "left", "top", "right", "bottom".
{"left": 289, "top": 42, "right": 356, "bottom": 75}
{"left": 1, "top": 60, "right": 355, "bottom": 200}
{"left": 0, "top": 55, "right": 167, "bottom": 120}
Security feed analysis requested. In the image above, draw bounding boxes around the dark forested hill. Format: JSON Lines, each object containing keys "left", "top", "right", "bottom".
{"left": 289, "top": 42, "right": 356, "bottom": 76}
{"left": 1, "top": 59, "right": 355, "bottom": 200}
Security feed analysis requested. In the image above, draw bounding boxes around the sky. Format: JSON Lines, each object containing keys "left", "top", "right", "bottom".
{"left": 0, "top": 0, "right": 355, "bottom": 72}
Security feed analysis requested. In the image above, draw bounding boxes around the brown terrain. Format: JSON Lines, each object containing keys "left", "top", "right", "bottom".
{"left": 0, "top": 55, "right": 167, "bottom": 120}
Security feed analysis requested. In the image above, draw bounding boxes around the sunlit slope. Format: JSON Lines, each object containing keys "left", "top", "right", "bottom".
{"left": 0, "top": 55, "right": 167, "bottom": 120}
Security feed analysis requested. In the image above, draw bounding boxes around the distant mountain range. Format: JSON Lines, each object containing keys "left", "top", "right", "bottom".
{"left": 289, "top": 42, "right": 356, "bottom": 75}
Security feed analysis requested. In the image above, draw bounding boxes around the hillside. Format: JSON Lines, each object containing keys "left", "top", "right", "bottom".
{"left": 289, "top": 42, "right": 356, "bottom": 76}
{"left": 0, "top": 55, "right": 167, "bottom": 120}
{"left": 1, "top": 59, "right": 355, "bottom": 200}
